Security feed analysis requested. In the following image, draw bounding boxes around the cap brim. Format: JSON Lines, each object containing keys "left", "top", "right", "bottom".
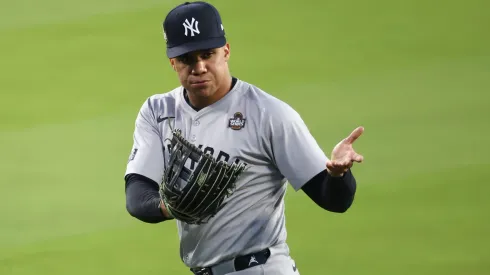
{"left": 166, "top": 37, "right": 226, "bottom": 58}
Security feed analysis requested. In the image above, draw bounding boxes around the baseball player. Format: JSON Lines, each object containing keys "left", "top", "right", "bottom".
{"left": 124, "top": 1, "right": 364, "bottom": 274}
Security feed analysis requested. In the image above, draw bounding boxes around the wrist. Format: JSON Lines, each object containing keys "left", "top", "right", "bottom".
{"left": 160, "top": 199, "right": 173, "bottom": 219}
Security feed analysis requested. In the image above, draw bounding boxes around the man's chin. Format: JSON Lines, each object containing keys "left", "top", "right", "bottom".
{"left": 187, "top": 87, "right": 213, "bottom": 98}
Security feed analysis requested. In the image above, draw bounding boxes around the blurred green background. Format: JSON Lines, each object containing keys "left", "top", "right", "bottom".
{"left": 1, "top": 0, "right": 489, "bottom": 274}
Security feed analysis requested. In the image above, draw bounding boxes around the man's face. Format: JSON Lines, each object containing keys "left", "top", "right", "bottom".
{"left": 170, "top": 44, "right": 231, "bottom": 99}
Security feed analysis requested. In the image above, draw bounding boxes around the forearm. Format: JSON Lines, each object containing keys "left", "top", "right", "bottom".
{"left": 301, "top": 169, "right": 357, "bottom": 213}
{"left": 125, "top": 173, "right": 172, "bottom": 223}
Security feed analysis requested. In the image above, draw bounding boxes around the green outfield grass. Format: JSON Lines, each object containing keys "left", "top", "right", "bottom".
{"left": 1, "top": 0, "right": 489, "bottom": 274}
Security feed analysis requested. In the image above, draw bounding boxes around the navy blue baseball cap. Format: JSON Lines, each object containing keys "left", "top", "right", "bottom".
{"left": 163, "top": 1, "right": 227, "bottom": 58}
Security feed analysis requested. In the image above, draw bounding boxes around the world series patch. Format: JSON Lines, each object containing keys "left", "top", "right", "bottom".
{"left": 228, "top": 112, "right": 246, "bottom": 130}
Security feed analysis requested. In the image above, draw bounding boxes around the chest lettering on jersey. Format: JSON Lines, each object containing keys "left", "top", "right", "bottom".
{"left": 164, "top": 144, "right": 245, "bottom": 170}
{"left": 190, "top": 145, "right": 244, "bottom": 170}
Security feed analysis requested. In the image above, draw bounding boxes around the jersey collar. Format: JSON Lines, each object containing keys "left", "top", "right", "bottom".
{"left": 180, "top": 77, "right": 241, "bottom": 118}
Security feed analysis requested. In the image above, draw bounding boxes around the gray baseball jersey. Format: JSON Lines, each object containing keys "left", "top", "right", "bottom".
{"left": 125, "top": 78, "right": 328, "bottom": 268}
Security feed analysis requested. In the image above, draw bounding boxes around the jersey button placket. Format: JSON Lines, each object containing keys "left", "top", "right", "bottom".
{"left": 190, "top": 117, "right": 199, "bottom": 142}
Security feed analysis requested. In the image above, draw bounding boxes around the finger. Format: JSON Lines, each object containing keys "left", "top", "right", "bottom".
{"left": 327, "top": 161, "right": 344, "bottom": 171}
{"left": 331, "top": 163, "right": 350, "bottom": 172}
{"left": 352, "top": 153, "right": 364, "bottom": 163}
{"left": 340, "top": 160, "right": 352, "bottom": 167}
{"left": 326, "top": 160, "right": 339, "bottom": 171}
{"left": 330, "top": 160, "right": 347, "bottom": 167}
{"left": 326, "top": 160, "right": 334, "bottom": 170}
{"left": 326, "top": 162, "right": 340, "bottom": 175}
{"left": 344, "top": 126, "right": 364, "bottom": 145}
{"left": 326, "top": 162, "right": 345, "bottom": 176}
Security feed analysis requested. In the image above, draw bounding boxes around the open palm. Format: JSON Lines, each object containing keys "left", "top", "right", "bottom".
{"left": 326, "top": 126, "right": 365, "bottom": 177}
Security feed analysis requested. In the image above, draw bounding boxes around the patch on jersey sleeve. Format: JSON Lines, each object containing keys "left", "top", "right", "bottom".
{"left": 128, "top": 148, "right": 138, "bottom": 162}
{"left": 228, "top": 112, "right": 246, "bottom": 130}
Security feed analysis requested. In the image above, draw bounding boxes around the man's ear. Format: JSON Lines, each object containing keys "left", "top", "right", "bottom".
{"left": 223, "top": 43, "right": 231, "bottom": 61}
{"left": 169, "top": 58, "right": 177, "bottom": 71}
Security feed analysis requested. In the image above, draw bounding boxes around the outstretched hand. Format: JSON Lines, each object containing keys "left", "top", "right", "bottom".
{"left": 326, "top": 126, "right": 365, "bottom": 177}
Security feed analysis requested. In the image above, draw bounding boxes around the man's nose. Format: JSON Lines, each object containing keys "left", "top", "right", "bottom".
{"left": 191, "top": 60, "right": 207, "bottom": 75}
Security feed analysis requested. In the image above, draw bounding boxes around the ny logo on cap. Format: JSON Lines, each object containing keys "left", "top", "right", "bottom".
{"left": 183, "top": 17, "right": 200, "bottom": 37}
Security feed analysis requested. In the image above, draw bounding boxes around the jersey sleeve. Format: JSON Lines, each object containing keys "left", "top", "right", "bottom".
{"left": 125, "top": 98, "right": 165, "bottom": 184}
{"left": 264, "top": 100, "right": 329, "bottom": 191}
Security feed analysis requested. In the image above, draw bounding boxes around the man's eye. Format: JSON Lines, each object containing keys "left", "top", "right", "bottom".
{"left": 202, "top": 52, "right": 213, "bottom": 59}
{"left": 178, "top": 57, "right": 189, "bottom": 63}
{"left": 176, "top": 54, "right": 191, "bottom": 64}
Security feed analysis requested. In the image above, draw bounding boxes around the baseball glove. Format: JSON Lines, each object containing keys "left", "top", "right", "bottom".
{"left": 159, "top": 129, "right": 246, "bottom": 224}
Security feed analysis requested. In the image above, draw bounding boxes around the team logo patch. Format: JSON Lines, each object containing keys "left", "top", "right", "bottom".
{"left": 228, "top": 112, "right": 246, "bottom": 130}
